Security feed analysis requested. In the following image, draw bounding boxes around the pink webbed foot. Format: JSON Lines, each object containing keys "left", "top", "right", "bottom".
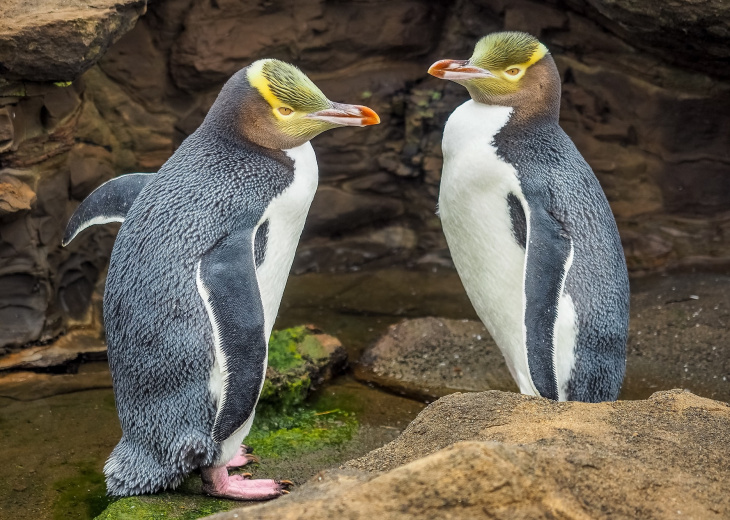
{"left": 226, "top": 445, "right": 260, "bottom": 468}
{"left": 201, "top": 466, "right": 292, "bottom": 501}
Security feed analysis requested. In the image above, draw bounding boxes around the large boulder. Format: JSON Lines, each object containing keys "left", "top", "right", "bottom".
{"left": 209, "top": 389, "right": 730, "bottom": 520}
{"left": 0, "top": 0, "right": 147, "bottom": 84}
{"left": 355, "top": 317, "right": 517, "bottom": 400}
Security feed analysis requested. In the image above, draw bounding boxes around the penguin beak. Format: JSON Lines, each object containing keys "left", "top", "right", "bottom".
{"left": 428, "top": 60, "right": 496, "bottom": 81}
{"left": 306, "top": 103, "right": 380, "bottom": 127}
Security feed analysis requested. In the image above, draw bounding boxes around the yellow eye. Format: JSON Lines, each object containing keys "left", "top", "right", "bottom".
{"left": 278, "top": 107, "right": 293, "bottom": 116}
{"left": 505, "top": 68, "right": 521, "bottom": 76}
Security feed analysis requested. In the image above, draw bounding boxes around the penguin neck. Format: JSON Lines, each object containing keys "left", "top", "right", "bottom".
{"left": 468, "top": 56, "right": 561, "bottom": 127}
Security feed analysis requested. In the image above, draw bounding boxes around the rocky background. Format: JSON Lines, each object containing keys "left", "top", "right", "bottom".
{"left": 1, "top": 0, "right": 729, "bottom": 353}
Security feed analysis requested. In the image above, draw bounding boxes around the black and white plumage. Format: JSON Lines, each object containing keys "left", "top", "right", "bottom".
{"left": 431, "top": 32, "right": 629, "bottom": 402}
{"left": 64, "top": 59, "right": 379, "bottom": 499}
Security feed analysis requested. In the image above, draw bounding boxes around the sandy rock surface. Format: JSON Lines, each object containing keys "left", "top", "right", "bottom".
{"left": 209, "top": 389, "right": 730, "bottom": 520}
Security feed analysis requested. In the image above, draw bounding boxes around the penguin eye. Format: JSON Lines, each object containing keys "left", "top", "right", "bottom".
{"left": 278, "top": 107, "right": 293, "bottom": 116}
{"left": 505, "top": 68, "right": 521, "bottom": 76}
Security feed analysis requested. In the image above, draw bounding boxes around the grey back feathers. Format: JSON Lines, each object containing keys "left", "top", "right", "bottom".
{"left": 495, "top": 118, "right": 629, "bottom": 402}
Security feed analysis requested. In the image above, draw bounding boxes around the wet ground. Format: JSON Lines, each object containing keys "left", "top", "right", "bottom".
{"left": 1, "top": 268, "right": 728, "bottom": 518}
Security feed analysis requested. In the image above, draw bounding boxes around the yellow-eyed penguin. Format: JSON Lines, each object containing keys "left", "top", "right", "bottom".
{"left": 63, "top": 59, "right": 379, "bottom": 499}
{"left": 428, "top": 32, "right": 629, "bottom": 402}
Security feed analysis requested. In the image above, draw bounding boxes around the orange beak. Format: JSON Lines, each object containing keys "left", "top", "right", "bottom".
{"left": 428, "top": 59, "right": 495, "bottom": 81}
{"left": 307, "top": 103, "right": 380, "bottom": 127}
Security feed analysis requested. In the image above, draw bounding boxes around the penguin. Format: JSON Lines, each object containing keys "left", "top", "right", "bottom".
{"left": 63, "top": 59, "right": 379, "bottom": 499}
{"left": 428, "top": 32, "right": 629, "bottom": 403}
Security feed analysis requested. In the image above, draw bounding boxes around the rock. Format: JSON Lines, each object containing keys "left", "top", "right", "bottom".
{"left": 0, "top": 0, "right": 148, "bottom": 83}
{"left": 67, "top": 144, "right": 115, "bottom": 200}
{"left": 260, "top": 325, "right": 348, "bottom": 408}
{"left": 305, "top": 186, "right": 405, "bottom": 237}
{"left": 0, "top": 272, "right": 49, "bottom": 352}
{"left": 0, "top": 173, "right": 35, "bottom": 215}
{"left": 577, "top": 0, "right": 730, "bottom": 78}
{"left": 355, "top": 317, "right": 517, "bottom": 400}
{"left": 0, "top": 330, "right": 106, "bottom": 371}
{"left": 0, "top": 364, "right": 112, "bottom": 400}
{"left": 209, "top": 389, "right": 730, "bottom": 520}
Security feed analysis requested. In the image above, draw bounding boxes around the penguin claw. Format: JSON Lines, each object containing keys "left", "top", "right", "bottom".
{"left": 245, "top": 453, "right": 261, "bottom": 464}
{"left": 226, "top": 446, "right": 259, "bottom": 468}
{"left": 279, "top": 479, "right": 294, "bottom": 487}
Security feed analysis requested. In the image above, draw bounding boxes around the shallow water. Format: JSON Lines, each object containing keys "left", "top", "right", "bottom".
{"left": 1, "top": 268, "right": 728, "bottom": 519}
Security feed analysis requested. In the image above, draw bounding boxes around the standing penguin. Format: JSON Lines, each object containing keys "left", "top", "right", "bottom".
{"left": 428, "top": 32, "right": 629, "bottom": 402}
{"left": 63, "top": 59, "right": 379, "bottom": 499}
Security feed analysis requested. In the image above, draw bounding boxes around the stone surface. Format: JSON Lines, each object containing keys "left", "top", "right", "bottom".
{"left": 355, "top": 317, "right": 517, "bottom": 400}
{"left": 0, "top": 0, "right": 148, "bottom": 83}
{"left": 0, "top": 363, "right": 112, "bottom": 401}
{"left": 209, "top": 389, "right": 730, "bottom": 520}
{"left": 1, "top": 0, "right": 730, "bottom": 351}
{"left": 0, "top": 330, "right": 106, "bottom": 371}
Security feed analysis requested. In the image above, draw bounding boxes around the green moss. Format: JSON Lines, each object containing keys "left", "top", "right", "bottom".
{"left": 93, "top": 495, "right": 233, "bottom": 520}
{"left": 258, "top": 372, "right": 310, "bottom": 409}
{"left": 53, "top": 81, "right": 73, "bottom": 87}
{"left": 267, "top": 327, "right": 307, "bottom": 372}
{"left": 246, "top": 407, "right": 357, "bottom": 459}
{"left": 298, "top": 334, "right": 328, "bottom": 362}
{"left": 52, "top": 460, "right": 110, "bottom": 520}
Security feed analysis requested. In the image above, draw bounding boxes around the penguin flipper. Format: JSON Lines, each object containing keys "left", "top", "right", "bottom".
{"left": 523, "top": 197, "right": 572, "bottom": 401}
{"left": 62, "top": 172, "right": 155, "bottom": 246}
{"left": 197, "top": 227, "right": 267, "bottom": 443}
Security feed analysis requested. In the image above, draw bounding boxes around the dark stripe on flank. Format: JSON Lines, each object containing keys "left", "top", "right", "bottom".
{"left": 254, "top": 220, "right": 269, "bottom": 268}
{"left": 507, "top": 193, "right": 527, "bottom": 249}
{"left": 523, "top": 202, "right": 570, "bottom": 400}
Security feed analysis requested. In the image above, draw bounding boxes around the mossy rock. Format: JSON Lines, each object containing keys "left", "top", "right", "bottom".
{"left": 93, "top": 326, "right": 351, "bottom": 520}
{"left": 259, "top": 325, "right": 347, "bottom": 410}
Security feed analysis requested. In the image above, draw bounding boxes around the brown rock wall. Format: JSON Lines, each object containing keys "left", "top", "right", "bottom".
{"left": 0, "top": 0, "right": 729, "bottom": 350}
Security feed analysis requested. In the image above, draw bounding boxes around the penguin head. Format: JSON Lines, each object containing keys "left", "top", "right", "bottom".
{"left": 428, "top": 32, "right": 561, "bottom": 119}
{"left": 204, "top": 59, "right": 380, "bottom": 150}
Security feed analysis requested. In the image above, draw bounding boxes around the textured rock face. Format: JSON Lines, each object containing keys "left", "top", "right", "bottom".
{"left": 0, "top": 0, "right": 148, "bottom": 84}
{"left": 209, "top": 390, "right": 730, "bottom": 520}
{"left": 355, "top": 317, "right": 517, "bottom": 399}
{"left": 1, "top": 0, "right": 729, "bottom": 351}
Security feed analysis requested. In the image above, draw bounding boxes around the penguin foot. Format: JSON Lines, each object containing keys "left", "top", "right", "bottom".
{"left": 201, "top": 466, "right": 291, "bottom": 501}
{"left": 226, "top": 446, "right": 260, "bottom": 468}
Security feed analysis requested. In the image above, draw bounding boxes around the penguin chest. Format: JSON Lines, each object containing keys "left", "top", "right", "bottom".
{"left": 438, "top": 101, "right": 535, "bottom": 393}
{"left": 255, "top": 142, "right": 318, "bottom": 338}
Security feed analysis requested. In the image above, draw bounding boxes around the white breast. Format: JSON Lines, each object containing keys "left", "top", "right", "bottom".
{"left": 439, "top": 101, "right": 539, "bottom": 396}
{"left": 211, "top": 142, "right": 318, "bottom": 464}
{"left": 255, "top": 142, "right": 318, "bottom": 338}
